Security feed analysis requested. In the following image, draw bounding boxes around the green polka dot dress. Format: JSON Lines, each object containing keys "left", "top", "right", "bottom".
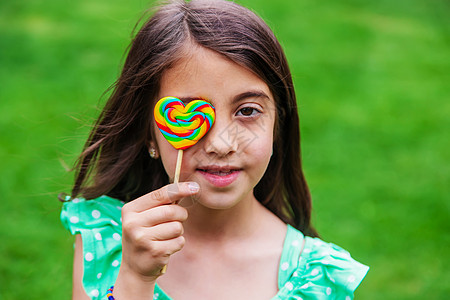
{"left": 61, "top": 196, "right": 369, "bottom": 299}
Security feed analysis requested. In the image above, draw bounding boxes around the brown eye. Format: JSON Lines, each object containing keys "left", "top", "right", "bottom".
{"left": 236, "top": 106, "right": 262, "bottom": 118}
{"left": 240, "top": 107, "right": 254, "bottom": 116}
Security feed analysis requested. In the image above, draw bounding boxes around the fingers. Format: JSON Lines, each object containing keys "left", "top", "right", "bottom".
{"left": 120, "top": 230, "right": 185, "bottom": 278}
{"left": 139, "top": 204, "right": 188, "bottom": 227}
{"left": 149, "top": 222, "right": 184, "bottom": 241}
{"left": 124, "top": 182, "right": 200, "bottom": 213}
{"left": 119, "top": 182, "right": 196, "bottom": 279}
{"left": 124, "top": 222, "right": 185, "bottom": 248}
{"left": 149, "top": 235, "right": 186, "bottom": 259}
{"left": 122, "top": 205, "right": 187, "bottom": 243}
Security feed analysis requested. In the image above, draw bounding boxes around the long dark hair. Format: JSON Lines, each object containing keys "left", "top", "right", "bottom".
{"left": 69, "top": 0, "right": 317, "bottom": 237}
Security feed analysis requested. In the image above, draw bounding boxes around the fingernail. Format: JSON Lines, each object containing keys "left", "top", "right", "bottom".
{"left": 187, "top": 182, "right": 200, "bottom": 193}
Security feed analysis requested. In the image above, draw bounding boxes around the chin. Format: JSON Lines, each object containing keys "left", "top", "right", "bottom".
{"left": 197, "top": 187, "right": 253, "bottom": 210}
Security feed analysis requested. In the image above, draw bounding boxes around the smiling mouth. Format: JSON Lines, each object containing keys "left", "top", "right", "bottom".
{"left": 196, "top": 166, "right": 242, "bottom": 187}
{"left": 196, "top": 166, "right": 242, "bottom": 175}
{"left": 197, "top": 169, "right": 235, "bottom": 175}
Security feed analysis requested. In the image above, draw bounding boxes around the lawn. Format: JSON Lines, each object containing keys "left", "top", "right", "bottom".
{"left": 0, "top": 0, "right": 448, "bottom": 298}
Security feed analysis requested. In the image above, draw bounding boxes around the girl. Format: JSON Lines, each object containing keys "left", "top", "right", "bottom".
{"left": 60, "top": 0, "right": 369, "bottom": 299}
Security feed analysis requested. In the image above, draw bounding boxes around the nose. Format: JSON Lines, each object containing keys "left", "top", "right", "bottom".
{"left": 203, "top": 117, "right": 238, "bottom": 157}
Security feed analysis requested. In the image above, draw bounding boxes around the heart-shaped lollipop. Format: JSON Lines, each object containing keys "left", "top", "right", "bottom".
{"left": 154, "top": 96, "right": 215, "bottom": 150}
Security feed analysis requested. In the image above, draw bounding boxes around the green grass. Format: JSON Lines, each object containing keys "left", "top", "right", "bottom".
{"left": 0, "top": 0, "right": 448, "bottom": 298}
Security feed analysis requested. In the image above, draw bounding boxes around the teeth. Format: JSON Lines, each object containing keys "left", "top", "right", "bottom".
{"left": 201, "top": 169, "right": 233, "bottom": 175}
{"left": 213, "top": 171, "right": 231, "bottom": 175}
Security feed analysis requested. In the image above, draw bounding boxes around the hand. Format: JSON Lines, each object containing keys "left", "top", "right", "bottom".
{"left": 119, "top": 182, "right": 199, "bottom": 282}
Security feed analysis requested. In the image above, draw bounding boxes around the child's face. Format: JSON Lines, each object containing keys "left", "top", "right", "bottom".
{"left": 154, "top": 46, "right": 276, "bottom": 210}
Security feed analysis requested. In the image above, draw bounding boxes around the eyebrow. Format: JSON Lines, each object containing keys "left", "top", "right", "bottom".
{"left": 178, "top": 90, "right": 270, "bottom": 105}
{"left": 232, "top": 90, "right": 271, "bottom": 104}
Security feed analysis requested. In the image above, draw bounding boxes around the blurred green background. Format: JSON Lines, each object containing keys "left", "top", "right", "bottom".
{"left": 0, "top": 0, "right": 448, "bottom": 298}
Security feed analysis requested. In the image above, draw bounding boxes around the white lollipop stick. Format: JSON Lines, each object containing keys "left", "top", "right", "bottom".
{"left": 174, "top": 150, "right": 183, "bottom": 183}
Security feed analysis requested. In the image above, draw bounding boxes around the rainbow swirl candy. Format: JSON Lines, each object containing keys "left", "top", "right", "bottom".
{"left": 154, "top": 96, "right": 215, "bottom": 150}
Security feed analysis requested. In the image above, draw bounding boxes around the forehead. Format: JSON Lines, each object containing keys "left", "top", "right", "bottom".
{"left": 158, "top": 46, "right": 274, "bottom": 106}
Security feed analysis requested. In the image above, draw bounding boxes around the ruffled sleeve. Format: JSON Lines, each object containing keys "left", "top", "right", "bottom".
{"left": 273, "top": 225, "right": 369, "bottom": 300}
{"left": 61, "top": 196, "right": 124, "bottom": 300}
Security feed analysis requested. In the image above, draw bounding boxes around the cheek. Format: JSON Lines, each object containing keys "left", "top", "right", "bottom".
{"left": 243, "top": 126, "right": 274, "bottom": 164}
{"left": 155, "top": 130, "right": 178, "bottom": 175}
{"left": 252, "top": 137, "right": 273, "bottom": 159}
{"left": 248, "top": 115, "right": 275, "bottom": 150}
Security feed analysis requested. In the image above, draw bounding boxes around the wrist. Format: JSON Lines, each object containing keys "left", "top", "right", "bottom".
{"left": 113, "top": 264, "right": 157, "bottom": 299}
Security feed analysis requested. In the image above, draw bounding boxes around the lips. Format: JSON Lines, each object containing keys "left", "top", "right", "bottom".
{"left": 197, "top": 165, "right": 241, "bottom": 187}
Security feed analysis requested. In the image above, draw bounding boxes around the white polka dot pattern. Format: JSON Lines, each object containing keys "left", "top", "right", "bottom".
{"left": 270, "top": 226, "right": 369, "bottom": 299}
{"left": 113, "top": 233, "right": 121, "bottom": 241}
{"left": 92, "top": 210, "right": 101, "bottom": 219}
{"left": 90, "top": 289, "right": 99, "bottom": 297}
{"left": 285, "top": 282, "right": 294, "bottom": 291}
{"left": 95, "top": 232, "right": 102, "bottom": 241}
{"left": 85, "top": 252, "right": 94, "bottom": 262}
{"left": 60, "top": 196, "right": 125, "bottom": 300}
{"left": 61, "top": 199, "right": 368, "bottom": 300}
